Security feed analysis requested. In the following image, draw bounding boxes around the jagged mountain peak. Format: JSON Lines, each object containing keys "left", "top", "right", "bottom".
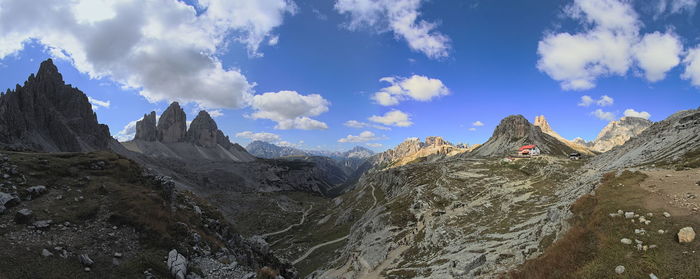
{"left": 0, "top": 58, "right": 111, "bottom": 152}
{"left": 470, "top": 114, "right": 575, "bottom": 157}
{"left": 591, "top": 116, "right": 653, "bottom": 153}
{"left": 157, "top": 102, "right": 187, "bottom": 143}
{"left": 186, "top": 110, "right": 220, "bottom": 147}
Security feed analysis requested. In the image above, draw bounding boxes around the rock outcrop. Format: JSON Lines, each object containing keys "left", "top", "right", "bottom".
{"left": 0, "top": 59, "right": 111, "bottom": 152}
{"left": 134, "top": 111, "right": 157, "bottom": 141}
{"left": 156, "top": 102, "right": 187, "bottom": 143}
{"left": 591, "top": 117, "right": 653, "bottom": 153}
{"left": 375, "top": 136, "right": 472, "bottom": 168}
{"left": 470, "top": 115, "right": 575, "bottom": 157}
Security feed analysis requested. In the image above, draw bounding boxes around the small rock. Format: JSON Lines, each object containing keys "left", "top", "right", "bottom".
{"left": 84, "top": 267, "right": 91, "bottom": 272}
{"left": 649, "top": 273, "right": 658, "bottom": 279}
{"left": 79, "top": 254, "right": 94, "bottom": 267}
{"left": 615, "top": 265, "right": 625, "bottom": 274}
{"left": 33, "top": 220, "right": 52, "bottom": 230}
{"left": 658, "top": 229, "right": 665, "bottom": 234}
{"left": 14, "top": 208, "right": 33, "bottom": 224}
{"left": 25, "top": 185, "right": 47, "bottom": 199}
{"left": 621, "top": 238, "right": 633, "bottom": 245}
{"left": 678, "top": 227, "right": 696, "bottom": 243}
{"left": 617, "top": 209, "right": 624, "bottom": 215}
{"left": 647, "top": 213, "right": 653, "bottom": 217}
{"left": 649, "top": 245, "right": 657, "bottom": 249}
{"left": 193, "top": 205, "right": 202, "bottom": 215}
{"left": 624, "top": 212, "right": 635, "bottom": 219}
{"left": 644, "top": 220, "right": 651, "bottom": 225}
{"left": 663, "top": 212, "right": 671, "bottom": 218}
{"left": 167, "top": 249, "right": 187, "bottom": 279}
{"left": 41, "top": 249, "right": 53, "bottom": 257}
{"left": 114, "top": 252, "right": 122, "bottom": 258}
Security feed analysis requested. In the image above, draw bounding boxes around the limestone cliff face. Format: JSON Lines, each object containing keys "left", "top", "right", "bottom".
{"left": 375, "top": 136, "right": 470, "bottom": 168}
{"left": 157, "top": 102, "right": 187, "bottom": 143}
{"left": 591, "top": 117, "right": 653, "bottom": 153}
{"left": 134, "top": 111, "right": 157, "bottom": 141}
{"left": 0, "top": 59, "right": 111, "bottom": 152}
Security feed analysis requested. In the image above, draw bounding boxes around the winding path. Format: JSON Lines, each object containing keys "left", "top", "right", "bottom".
{"left": 262, "top": 205, "right": 312, "bottom": 238}
{"left": 292, "top": 184, "right": 378, "bottom": 265}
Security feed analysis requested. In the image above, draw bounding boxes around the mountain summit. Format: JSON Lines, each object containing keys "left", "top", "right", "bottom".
{"left": 591, "top": 116, "right": 653, "bottom": 152}
{"left": 470, "top": 115, "right": 575, "bottom": 157}
{"left": 0, "top": 59, "right": 111, "bottom": 152}
{"left": 534, "top": 115, "right": 594, "bottom": 155}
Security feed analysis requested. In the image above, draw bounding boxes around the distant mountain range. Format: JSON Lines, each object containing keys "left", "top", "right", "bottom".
{"left": 245, "top": 141, "right": 374, "bottom": 160}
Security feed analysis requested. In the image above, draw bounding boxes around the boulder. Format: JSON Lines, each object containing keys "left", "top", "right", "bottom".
{"left": 167, "top": 249, "right": 188, "bottom": 279}
{"left": 33, "top": 220, "right": 53, "bottom": 230}
{"left": 0, "top": 192, "right": 20, "bottom": 208}
{"left": 14, "top": 208, "right": 33, "bottom": 224}
{"left": 615, "top": 265, "right": 625, "bottom": 274}
{"left": 678, "top": 227, "right": 696, "bottom": 243}
{"left": 41, "top": 249, "right": 54, "bottom": 257}
{"left": 620, "top": 238, "right": 632, "bottom": 245}
{"left": 25, "top": 185, "right": 47, "bottom": 199}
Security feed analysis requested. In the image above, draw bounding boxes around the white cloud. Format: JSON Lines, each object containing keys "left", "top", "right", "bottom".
{"left": 0, "top": 0, "right": 296, "bottom": 109}
{"left": 206, "top": 109, "right": 224, "bottom": 118}
{"left": 634, "top": 32, "right": 683, "bottom": 82}
{"left": 537, "top": 0, "right": 684, "bottom": 89}
{"left": 334, "top": 0, "right": 450, "bottom": 59}
{"left": 682, "top": 46, "right": 700, "bottom": 86}
{"left": 344, "top": 120, "right": 391, "bottom": 130}
{"left": 366, "top": 143, "right": 383, "bottom": 148}
{"left": 368, "top": 110, "right": 413, "bottom": 127}
{"left": 250, "top": 90, "right": 330, "bottom": 130}
{"left": 468, "top": 127, "right": 477, "bottom": 131}
{"left": 338, "top": 130, "right": 386, "bottom": 143}
{"left": 235, "top": 131, "right": 282, "bottom": 142}
{"left": 596, "top": 95, "right": 614, "bottom": 106}
{"left": 88, "top": 96, "right": 110, "bottom": 110}
{"left": 578, "top": 95, "right": 595, "bottom": 106}
{"left": 655, "top": 0, "right": 699, "bottom": 15}
{"left": 371, "top": 75, "right": 449, "bottom": 106}
{"left": 591, "top": 109, "right": 616, "bottom": 121}
{"left": 267, "top": 35, "right": 279, "bottom": 46}
{"left": 623, "top": 108, "right": 651, "bottom": 119}
{"left": 115, "top": 119, "right": 139, "bottom": 142}
{"left": 277, "top": 140, "right": 301, "bottom": 147}
{"left": 472, "top": 121, "right": 484, "bottom": 126}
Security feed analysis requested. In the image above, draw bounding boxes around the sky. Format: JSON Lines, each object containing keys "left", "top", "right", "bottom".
{"left": 0, "top": 0, "right": 699, "bottom": 152}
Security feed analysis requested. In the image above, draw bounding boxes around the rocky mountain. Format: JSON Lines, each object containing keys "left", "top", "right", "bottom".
{"left": 534, "top": 115, "right": 594, "bottom": 155}
{"left": 375, "top": 136, "right": 473, "bottom": 168}
{"left": 245, "top": 141, "right": 309, "bottom": 159}
{"left": 590, "top": 116, "right": 653, "bottom": 153}
{"left": 0, "top": 59, "right": 111, "bottom": 152}
{"left": 469, "top": 115, "right": 576, "bottom": 157}
{"left": 589, "top": 108, "right": 700, "bottom": 170}
{"left": 121, "top": 103, "right": 254, "bottom": 163}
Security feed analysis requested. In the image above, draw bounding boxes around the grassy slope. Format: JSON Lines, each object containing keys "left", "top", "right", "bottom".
{"left": 509, "top": 170, "right": 700, "bottom": 278}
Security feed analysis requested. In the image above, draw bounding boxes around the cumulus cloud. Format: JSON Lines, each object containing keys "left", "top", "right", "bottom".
{"left": 235, "top": 131, "right": 282, "bottom": 142}
{"left": 578, "top": 95, "right": 595, "bottom": 106}
{"left": 537, "top": 0, "right": 684, "bottom": 90}
{"left": 591, "top": 109, "right": 616, "bottom": 121}
{"left": 207, "top": 109, "right": 224, "bottom": 118}
{"left": 250, "top": 90, "right": 330, "bottom": 130}
{"left": 115, "top": 119, "right": 139, "bottom": 142}
{"left": 368, "top": 110, "right": 413, "bottom": 127}
{"left": 634, "top": 32, "right": 683, "bottom": 82}
{"left": 655, "top": 0, "right": 699, "bottom": 16}
{"left": 88, "top": 96, "right": 110, "bottom": 110}
{"left": 334, "top": 0, "right": 450, "bottom": 59}
{"left": 344, "top": 120, "right": 391, "bottom": 130}
{"left": 472, "top": 121, "right": 484, "bottom": 126}
{"left": 682, "top": 46, "right": 700, "bottom": 86}
{"left": 596, "top": 95, "right": 614, "bottom": 106}
{"left": 372, "top": 75, "right": 449, "bottom": 106}
{"left": 338, "top": 131, "right": 387, "bottom": 143}
{"left": 468, "top": 127, "right": 477, "bottom": 131}
{"left": 0, "top": 0, "right": 296, "bottom": 109}
{"left": 623, "top": 108, "right": 651, "bottom": 119}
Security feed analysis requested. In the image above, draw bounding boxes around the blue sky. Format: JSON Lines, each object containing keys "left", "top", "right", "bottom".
{"left": 0, "top": 0, "right": 698, "bottom": 151}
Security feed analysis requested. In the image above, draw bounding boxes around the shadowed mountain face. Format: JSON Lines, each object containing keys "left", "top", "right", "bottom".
{"left": 469, "top": 115, "right": 575, "bottom": 157}
{"left": 0, "top": 59, "right": 111, "bottom": 152}
{"left": 246, "top": 141, "right": 309, "bottom": 158}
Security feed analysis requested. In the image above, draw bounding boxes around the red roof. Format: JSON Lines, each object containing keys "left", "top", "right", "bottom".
{"left": 519, "top": 145, "right": 536, "bottom": 151}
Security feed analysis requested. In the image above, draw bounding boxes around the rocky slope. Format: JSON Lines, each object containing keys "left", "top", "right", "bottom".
{"left": 0, "top": 59, "right": 111, "bottom": 152}
{"left": 121, "top": 103, "right": 255, "bottom": 163}
{"left": 0, "top": 151, "right": 296, "bottom": 278}
{"left": 533, "top": 115, "right": 594, "bottom": 155}
{"left": 590, "top": 116, "right": 653, "bottom": 153}
{"left": 588, "top": 108, "right": 700, "bottom": 170}
{"left": 470, "top": 115, "right": 576, "bottom": 157}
